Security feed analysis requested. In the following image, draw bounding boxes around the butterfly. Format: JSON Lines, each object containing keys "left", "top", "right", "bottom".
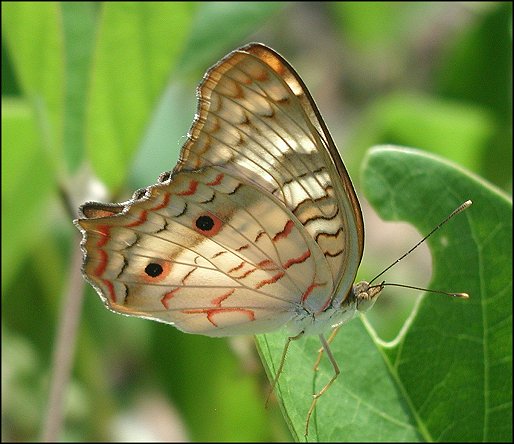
{"left": 75, "top": 43, "right": 469, "bottom": 436}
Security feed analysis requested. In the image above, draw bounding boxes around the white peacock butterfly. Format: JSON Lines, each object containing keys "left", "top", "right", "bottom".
{"left": 75, "top": 43, "right": 470, "bottom": 436}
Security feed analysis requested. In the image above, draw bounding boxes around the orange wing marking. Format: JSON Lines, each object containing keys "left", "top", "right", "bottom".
{"left": 211, "top": 288, "right": 236, "bottom": 306}
{"left": 301, "top": 282, "right": 331, "bottom": 311}
{"left": 206, "top": 173, "right": 225, "bottom": 186}
{"left": 160, "top": 267, "right": 197, "bottom": 309}
{"left": 228, "top": 261, "right": 245, "bottom": 274}
{"left": 96, "top": 224, "right": 111, "bottom": 247}
{"left": 255, "top": 272, "right": 285, "bottom": 289}
{"left": 272, "top": 220, "right": 294, "bottom": 242}
{"left": 92, "top": 225, "right": 111, "bottom": 276}
{"left": 177, "top": 179, "right": 199, "bottom": 196}
{"left": 125, "top": 210, "right": 148, "bottom": 227}
{"left": 150, "top": 191, "right": 171, "bottom": 211}
{"left": 182, "top": 307, "right": 256, "bottom": 327}
{"left": 283, "top": 250, "right": 311, "bottom": 269}
{"left": 102, "top": 278, "right": 117, "bottom": 303}
{"left": 182, "top": 288, "right": 254, "bottom": 328}
{"left": 301, "top": 282, "right": 326, "bottom": 303}
{"left": 161, "top": 288, "right": 180, "bottom": 309}
{"left": 94, "top": 250, "right": 109, "bottom": 277}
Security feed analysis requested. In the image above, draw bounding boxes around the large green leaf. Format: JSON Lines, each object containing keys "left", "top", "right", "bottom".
{"left": 175, "top": 2, "right": 286, "bottom": 77}
{"left": 86, "top": 2, "right": 193, "bottom": 192}
{"left": 61, "top": 2, "right": 97, "bottom": 171}
{"left": 2, "top": 2, "right": 65, "bottom": 166}
{"left": 256, "top": 146, "right": 512, "bottom": 441}
{"left": 348, "top": 92, "right": 495, "bottom": 182}
{"left": 1, "top": 99, "right": 55, "bottom": 292}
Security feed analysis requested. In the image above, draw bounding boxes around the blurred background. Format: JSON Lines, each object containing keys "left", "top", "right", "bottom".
{"left": 2, "top": 2, "right": 511, "bottom": 441}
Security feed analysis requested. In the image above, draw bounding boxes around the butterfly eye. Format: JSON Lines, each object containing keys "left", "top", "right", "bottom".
{"left": 145, "top": 263, "right": 163, "bottom": 277}
{"left": 194, "top": 213, "right": 222, "bottom": 237}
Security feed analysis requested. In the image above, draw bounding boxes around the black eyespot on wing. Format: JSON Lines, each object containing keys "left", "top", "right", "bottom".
{"left": 145, "top": 263, "right": 163, "bottom": 277}
{"left": 196, "top": 215, "right": 215, "bottom": 231}
{"left": 193, "top": 213, "right": 222, "bottom": 237}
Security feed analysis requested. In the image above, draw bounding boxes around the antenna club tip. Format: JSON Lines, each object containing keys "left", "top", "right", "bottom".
{"left": 454, "top": 292, "right": 470, "bottom": 299}
{"left": 452, "top": 200, "right": 473, "bottom": 217}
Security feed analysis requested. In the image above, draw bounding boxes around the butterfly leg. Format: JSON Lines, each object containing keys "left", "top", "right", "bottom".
{"left": 305, "top": 333, "right": 340, "bottom": 436}
{"left": 265, "top": 331, "right": 305, "bottom": 407}
{"left": 313, "top": 325, "right": 341, "bottom": 371}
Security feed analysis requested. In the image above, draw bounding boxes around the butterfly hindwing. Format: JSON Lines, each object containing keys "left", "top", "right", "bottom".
{"left": 78, "top": 166, "right": 333, "bottom": 336}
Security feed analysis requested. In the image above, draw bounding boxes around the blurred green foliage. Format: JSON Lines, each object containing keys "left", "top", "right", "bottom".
{"left": 2, "top": 2, "right": 511, "bottom": 442}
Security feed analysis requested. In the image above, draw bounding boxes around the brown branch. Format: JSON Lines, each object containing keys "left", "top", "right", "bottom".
{"left": 40, "top": 237, "right": 86, "bottom": 441}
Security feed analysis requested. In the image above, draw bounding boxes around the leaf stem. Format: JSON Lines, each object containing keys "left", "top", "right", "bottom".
{"left": 40, "top": 239, "right": 85, "bottom": 441}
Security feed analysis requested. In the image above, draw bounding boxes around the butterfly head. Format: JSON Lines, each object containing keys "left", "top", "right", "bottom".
{"left": 351, "top": 280, "right": 384, "bottom": 313}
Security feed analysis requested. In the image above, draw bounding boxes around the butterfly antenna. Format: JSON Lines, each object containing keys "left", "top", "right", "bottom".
{"left": 368, "top": 200, "right": 472, "bottom": 287}
{"left": 377, "top": 282, "right": 469, "bottom": 298}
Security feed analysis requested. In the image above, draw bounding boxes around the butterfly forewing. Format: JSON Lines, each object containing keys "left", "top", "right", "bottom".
{"left": 76, "top": 43, "right": 364, "bottom": 336}
{"left": 176, "top": 43, "right": 363, "bottom": 302}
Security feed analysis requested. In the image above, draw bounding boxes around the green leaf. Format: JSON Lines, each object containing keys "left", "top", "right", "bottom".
{"left": 61, "top": 2, "right": 97, "bottom": 171}
{"left": 2, "top": 2, "right": 65, "bottom": 165}
{"left": 86, "top": 2, "right": 193, "bottom": 192}
{"left": 256, "top": 146, "right": 512, "bottom": 441}
{"left": 176, "top": 2, "right": 285, "bottom": 77}
{"left": 435, "top": 2, "right": 512, "bottom": 190}
{"left": 1, "top": 98, "right": 55, "bottom": 291}
{"left": 348, "top": 92, "right": 495, "bottom": 185}
{"left": 150, "top": 327, "right": 273, "bottom": 441}
{"left": 330, "top": 2, "right": 430, "bottom": 51}
{"left": 435, "top": 2, "right": 512, "bottom": 119}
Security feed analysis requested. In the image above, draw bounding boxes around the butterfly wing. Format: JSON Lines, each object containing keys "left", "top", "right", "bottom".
{"left": 175, "top": 43, "right": 364, "bottom": 304}
{"left": 77, "top": 167, "right": 332, "bottom": 336}
{"left": 76, "top": 43, "right": 363, "bottom": 336}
